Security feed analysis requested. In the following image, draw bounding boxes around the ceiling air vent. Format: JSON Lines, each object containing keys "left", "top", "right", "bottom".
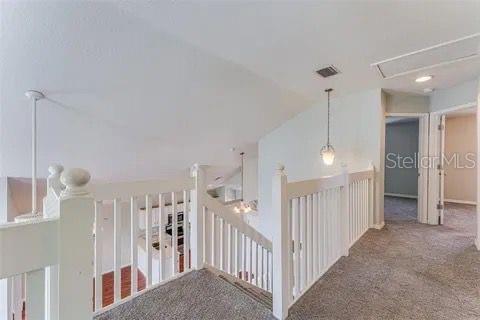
{"left": 316, "top": 65, "right": 340, "bottom": 78}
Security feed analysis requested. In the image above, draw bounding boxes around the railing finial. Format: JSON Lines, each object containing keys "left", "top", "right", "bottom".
{"left": 48, "top": 164, "right": 64, "bottom": 176}
{"left": 60, "top": 168, "right": 91, "bottom": 198}
{"left": 190, "top": 163, "right": 199, "bottom": 177}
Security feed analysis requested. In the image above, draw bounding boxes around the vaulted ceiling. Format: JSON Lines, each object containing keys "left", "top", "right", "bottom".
{"left": 1, "top": 1, "right": 479, "bottom": 182}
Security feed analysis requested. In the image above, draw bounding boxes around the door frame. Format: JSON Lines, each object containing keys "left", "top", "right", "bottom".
{"left": 429, "top": 102, "right": 478, "bottom": 228}
{"left": 385, "top": 112, "right": 429, "bottom": 224}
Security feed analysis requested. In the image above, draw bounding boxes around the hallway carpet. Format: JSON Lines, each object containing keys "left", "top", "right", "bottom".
{"left": 94, "top": 269, "right": 275, "bottom": 320}
{"left": 384, "top": 195, "right": 417, "bottom": 221}
{"left": 287, "top": 201, "right": 480, "bottom": 319}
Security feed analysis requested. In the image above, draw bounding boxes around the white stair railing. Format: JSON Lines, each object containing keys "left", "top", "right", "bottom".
{"left": 0, "top": 162, "right": 374, "bottom": 320}
{"left": 90, "top": 174, "right": 195, "bottom": 314}
{"left": 202, "top": 194, "right": 273, "bottom": 291}
{"left": 0, "top": 167, "right": 94, "bottom": 320}
{"left": 272, "top": 164, "right": 375, "bottom": 319}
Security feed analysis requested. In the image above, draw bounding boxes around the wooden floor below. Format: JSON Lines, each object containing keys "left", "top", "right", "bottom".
{"left": 21, "top": 255, "right": 187, "bottom": 319}
{"left": 94, "top": 266, "right": 147, "bottom": 309}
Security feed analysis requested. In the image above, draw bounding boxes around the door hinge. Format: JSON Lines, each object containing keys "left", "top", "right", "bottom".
{"left": 438, "top": 124, "right": 445, "bottom": 130}
{"left": 437, "top": 203, "right": 444, "bottom": 210}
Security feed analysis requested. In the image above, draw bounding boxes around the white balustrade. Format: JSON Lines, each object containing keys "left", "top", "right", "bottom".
{"left": 90, "top": 175, "right": 195, "bottom": 314}
{"left": 272, "top": 163, "right": 375, "bottom": 319}
{"left": 201, "top": 194, "right": 273, "bottom": 292}
{"left": 0, "top": 161, "right": 374, "bottom": 320}
{"left": 0, "top": 166, "right": 94, "bottom": 320}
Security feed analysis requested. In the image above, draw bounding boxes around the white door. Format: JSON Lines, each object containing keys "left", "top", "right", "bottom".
{"left": 417, "top": 114, "right": 430, "bottom": 224}
{"left": 427, "top": 113, "right": 446, "bottom": 225}
{"left": 438, "top": 114, "right": 446, "bottom": 224}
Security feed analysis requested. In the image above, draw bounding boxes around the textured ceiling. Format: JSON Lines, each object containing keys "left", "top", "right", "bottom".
{"left": 1, "top": 1, "right": 479, "bottom": 182}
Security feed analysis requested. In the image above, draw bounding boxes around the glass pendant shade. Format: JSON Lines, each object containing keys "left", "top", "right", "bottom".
{"left": 321, "top": 88, "right": 335, "bottom": 166}
{"left": 321, "top": 144, "right": 335, "bottom": 166}
{"left": 234, "top": 151, "right": 253, "bottom": 214}
{"left": 234, "top": 201, "right": 252, "bottom": 214}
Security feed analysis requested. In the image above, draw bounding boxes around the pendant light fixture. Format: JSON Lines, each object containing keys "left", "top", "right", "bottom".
{"left": 234, "top": 152, "right": 252, "bottom": 214}
{"left": 16, "top": 90, "right": 45, "bottom": 222}
{"left": 321, "top": 88, "right": 335, "bottom": 166}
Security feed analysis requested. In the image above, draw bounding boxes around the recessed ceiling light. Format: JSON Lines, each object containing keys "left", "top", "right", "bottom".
{"left": 423, "top": 88, "right": 434, "bottom": 93}
{"left": 415, "top": 75, "right": 433, "bottom": 83}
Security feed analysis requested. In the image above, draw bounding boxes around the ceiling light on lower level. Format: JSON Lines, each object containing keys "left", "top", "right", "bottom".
{"left": 415, "top": 75, "right": 433, "bottom": 83}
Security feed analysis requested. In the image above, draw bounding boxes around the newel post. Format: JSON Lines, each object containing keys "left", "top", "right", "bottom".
{"left": 190, "top": 164, "right": 206, "bottom": 270}
{"left": 272, "top": 164, "right": 290, "bottom": 319}
{"left": 57, "top": 168, "right": 94, "bottom": 320}
{"left": 341, "top": 164, "right": 350, "bottom": 256}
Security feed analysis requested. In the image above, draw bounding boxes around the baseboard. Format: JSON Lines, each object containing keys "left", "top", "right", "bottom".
{"left": 444, "top": 199, "right": 476, "bottom": 205}
{"left": 372, "top": 222, "right": 385, "bottom": 230}
{"left": 384, "top": 193, "right": 417, "bottom": 199}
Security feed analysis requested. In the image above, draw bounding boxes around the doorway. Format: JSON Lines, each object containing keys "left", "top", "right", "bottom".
{"left": 429, "top": 104, "right": 477, "bottom": 228}
{"left": 384, "top": 113, "right": 429, "bottom": 223}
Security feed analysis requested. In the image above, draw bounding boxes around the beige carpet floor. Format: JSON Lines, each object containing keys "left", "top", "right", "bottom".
{"left": 95, "top": 199, "right": 479, "bottom": 319}
{"left": 287, "top": 200, "right": 480, "bottom": 319}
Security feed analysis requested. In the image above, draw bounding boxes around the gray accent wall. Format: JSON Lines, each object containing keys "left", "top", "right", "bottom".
{"left": 385, "top": 120, "right": 419, "bottom": 197}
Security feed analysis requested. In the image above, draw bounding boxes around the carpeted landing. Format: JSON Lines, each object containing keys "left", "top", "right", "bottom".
{"left": 287, "top": 200, "right": 480, "bottom": 320}
{"left": 94, "top": 268, "right": 275, "bottom": 320}
{"left": 96, "top": 199, "right": 479, "bottom": 320}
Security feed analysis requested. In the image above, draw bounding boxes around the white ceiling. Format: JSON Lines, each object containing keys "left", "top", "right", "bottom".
{"left": 1, "top": 1, "right": 479, "bottom": 182}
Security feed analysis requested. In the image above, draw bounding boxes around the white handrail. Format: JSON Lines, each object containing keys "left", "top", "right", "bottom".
{"left": 287, "top": 167, "right": 374, "bottom": 200}
{"left": 203, "top": 195, "right": 272, "bottom": 250}
{"left": 273, "top": 165, "right": 375, "bottom": 319}
{"left": 89, "top": 176, "right": 194, "bottom": 201}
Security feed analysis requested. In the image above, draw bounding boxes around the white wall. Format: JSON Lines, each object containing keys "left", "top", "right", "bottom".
{"left": 255, "top": 88, "right": 384, "bottom": 239}
{"left": 243, "top": 155, "right": 258, "bottom": 202}
{"left": 430, "top": 79, "right": 479, "bottom": 112}
{"left": 385, "top": 91, "right": 429, "bottom": 113}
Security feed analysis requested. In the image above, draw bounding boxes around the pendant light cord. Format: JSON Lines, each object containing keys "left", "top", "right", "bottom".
{"left": 240, "top": 152, "right": 244, "bottom": 201}
{"left": 327, "top": 90, "right": 330, "bottom": 146}
{"left": 325, "top": 88, "right": 333, "bottom": 146}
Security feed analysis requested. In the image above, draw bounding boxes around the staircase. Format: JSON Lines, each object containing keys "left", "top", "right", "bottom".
{"left": 0, "top": 163, "right": 375, "bottom": 320}
{"left": 95, "top": 269, "right": 274, "bottom": 320}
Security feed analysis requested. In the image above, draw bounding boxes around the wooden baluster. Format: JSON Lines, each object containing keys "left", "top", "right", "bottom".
{"left": 235, "top": 228, "right": 240, "bottom": 278}
{"left": 255, "top": 242, "right": 259, "bottom": 287}
{"left": 249, "top": 237, "right": 254, "bottom": 284}
{"left": 145, "top": 194, "right": 153, "bottom": 287}
{"left": 202, "top": 206, "right": 207, "bottom": 264}
{"left": 211, "top": 212, "right": 216, "bottom": 267}
{"left": 94, "top": 201, "right": 103, "bottom": 310}
{"left": 312, "top": 193, "right": 319, "bottom": 278}
{"left": 183, "top": 190, "right": 190, "bottom": 271}
{"left": 292, "top": 197, "right": 300, "bottom": 297}
{"left": 158, "top": 194, "right": 165, "bottom": 281}
{"left": 299, "top": 196, "right": 306, "bottom": 291}
{"left": 113, "top": 198, "right": 122, "bottom": 302}
{"left": 219, "top": 218, "right": 225, "bottom": 271}
{"left": 130, "top": 197, "right": 138, "bottom": 295}
{"left": 272, "top": 164, "right": 290, "bottom": 319}
{"left": 228, "top": 224, "right": 233, "bottom": 275}
{"left": 364, "top": 180, "right": 368, "bottom": 231}
{"left": 307, "top": 194, "right": 313, "bottom": 284}
{"left": 260, "top": 247, "right": 265, "bottom": 289}
{"left": 172, "top": 192, "right": 178, "bottom": 275}
{"left": 242, "top": 234, "right": 247, "bottom": 280}
{"left": 266, "top": 250, "right": 270, "bottom": 291}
